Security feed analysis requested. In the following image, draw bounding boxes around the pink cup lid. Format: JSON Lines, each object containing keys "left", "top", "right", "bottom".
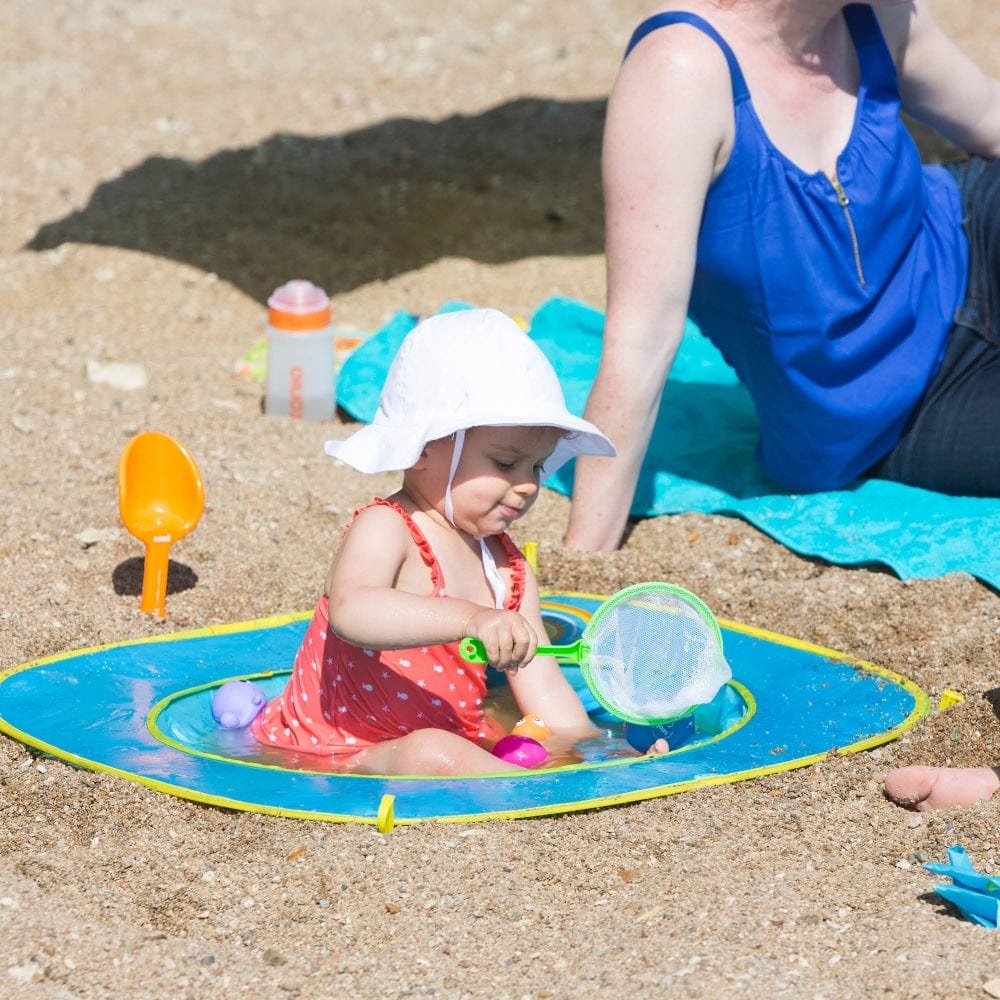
{"left": 268, "top": 279, "right": 329, "bottom": 314}
{"left": 268, "top": 280, "right": 330, "bottom": 330}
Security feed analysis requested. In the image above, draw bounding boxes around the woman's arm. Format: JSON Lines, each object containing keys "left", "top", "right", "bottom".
{"left": 564, "top": 25, "right": 731, "bottom": 550}
{"left": 881, "top": 1, "right": 1000, "bottom": 157}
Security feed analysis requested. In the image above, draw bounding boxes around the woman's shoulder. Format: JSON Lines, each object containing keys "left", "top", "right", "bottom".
{"left": 610, "top": 5, "right": 736, "bottom": 166}
{"left": 863, "top": 6, "right": 905, "bottom": 70}
{"left": 624, "top": 4, "right": 733, "bottom": 60}
{"left": 616, "top": 4, "right": 739, "bottom": 110}
{"left": 872, "top": 1, "right": 951, "bottom": 74}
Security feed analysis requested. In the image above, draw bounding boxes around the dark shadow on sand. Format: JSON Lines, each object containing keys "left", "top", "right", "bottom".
{"left": 26, "top": 98, "right": 606, "bottom": 304}
{"left": 113, "top": 557, "right": 198, "bottom": 599}
{"left": 984, "top": 687, "right": 1000, "bottom": 720}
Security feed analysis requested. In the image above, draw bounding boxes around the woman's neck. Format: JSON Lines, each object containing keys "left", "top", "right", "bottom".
{"left": 703, "top": 0, "right": 849, "bottom": 62}
{"left": 688, "top": 0, "right": 861, "bottom": 176}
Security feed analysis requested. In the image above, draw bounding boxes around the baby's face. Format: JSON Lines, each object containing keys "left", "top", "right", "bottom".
{"left": 448, "top": 425, "right": 564, "bottom": 534}
{"left": 461, "top": 425, "right": 564, "bottom": 484}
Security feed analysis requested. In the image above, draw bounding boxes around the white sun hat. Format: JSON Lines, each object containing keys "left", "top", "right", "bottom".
{"left": 324, "top": 308, "right": 615, "bottom": 477}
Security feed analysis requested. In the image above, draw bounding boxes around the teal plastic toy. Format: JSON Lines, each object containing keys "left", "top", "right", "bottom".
{"left": 924, "top": 845, "right": 1000, "bottom": 928}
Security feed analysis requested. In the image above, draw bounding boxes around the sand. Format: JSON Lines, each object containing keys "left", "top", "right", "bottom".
{"left": 3, "top": 2, "right": 1000, "bottom": 997}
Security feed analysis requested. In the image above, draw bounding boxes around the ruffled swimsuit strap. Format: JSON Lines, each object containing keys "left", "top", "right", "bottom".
{"left": 495, "top": 532, "right": 526, "bottom": 612}
{"left": 624, "top": 11, "right": 750, "bottom": 104}
{"left": 346, "top": 499, "right": 526, "bottom": 609}
{"left": 346, "top": 497, "right": 446, "bottom": 595}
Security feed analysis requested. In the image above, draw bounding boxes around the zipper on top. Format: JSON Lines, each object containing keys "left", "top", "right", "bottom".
{"left": 831, "top": 174, "right": 867, "bottom": 288}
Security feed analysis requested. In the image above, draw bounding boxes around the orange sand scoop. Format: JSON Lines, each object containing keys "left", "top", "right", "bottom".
{"left": 117, "top": 431, "right": 204, "bottom": 619}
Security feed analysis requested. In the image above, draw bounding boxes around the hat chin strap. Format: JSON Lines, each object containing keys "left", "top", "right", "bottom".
{"left": 443, "top": 429, "right": 505, "bottom": 610}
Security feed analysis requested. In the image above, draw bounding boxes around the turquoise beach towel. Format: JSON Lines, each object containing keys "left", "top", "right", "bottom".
{"left": 337, "top": 297, "right": 1000, "bottom": 591}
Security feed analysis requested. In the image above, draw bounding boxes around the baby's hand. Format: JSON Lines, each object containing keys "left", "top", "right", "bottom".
{"left": 463, "top": 609, "right": 538, "bottom": 674}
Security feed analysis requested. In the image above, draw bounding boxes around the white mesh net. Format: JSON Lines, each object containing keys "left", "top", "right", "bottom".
{"left": 580, "top": 584, "right": 732, "bottom": 724}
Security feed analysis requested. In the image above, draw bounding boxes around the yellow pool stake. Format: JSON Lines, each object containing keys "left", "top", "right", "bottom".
{"left": 117, "top": 431, "right": 205, "bottom": 619}
{"left": 522, "top": 541, "right": 538, "bottom": 573}
{"left": 937, "top": 689, "right": 965, "bottom": 712}
{"left": 376, "top": 794, "right": 396, "bottom": 833}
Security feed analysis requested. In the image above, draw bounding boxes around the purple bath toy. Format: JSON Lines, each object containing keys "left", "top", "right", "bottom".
{"left": 211, "top": 680, "right": 267, "bottom": 729}
{"left": 491, "top": 734, "right": 549, "bottom": 768}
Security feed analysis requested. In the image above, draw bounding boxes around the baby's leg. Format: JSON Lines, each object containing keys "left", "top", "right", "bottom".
{"left": 350, "top": 728, "right": 525, "bottom": 776}
{"left": 884, "top": 765, "right": 1000, "bottom": 811}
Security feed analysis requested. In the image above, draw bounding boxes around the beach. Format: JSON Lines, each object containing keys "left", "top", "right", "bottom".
{"left": 2, "top": 2, "right": 1000, "bottom": 996}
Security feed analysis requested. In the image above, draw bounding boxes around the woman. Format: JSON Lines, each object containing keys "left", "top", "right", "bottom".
{"left": 564, "top": 1, "right": 1000, "bottom": 552}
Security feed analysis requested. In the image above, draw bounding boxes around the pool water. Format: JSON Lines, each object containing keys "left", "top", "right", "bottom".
{"left": 152, "top": 670, "right": 749, "bottom": 773}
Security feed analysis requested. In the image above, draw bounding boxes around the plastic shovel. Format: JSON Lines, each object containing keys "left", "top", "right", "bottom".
{"left": 117, "top": 431, "right": 204, "bottom": 618}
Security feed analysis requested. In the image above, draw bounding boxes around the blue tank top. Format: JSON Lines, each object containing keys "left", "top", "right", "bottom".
{"left": 625, "top": 5, "right": 967, "bottom": 491}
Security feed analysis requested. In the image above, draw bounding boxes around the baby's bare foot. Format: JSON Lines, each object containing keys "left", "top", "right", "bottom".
{"left": 884, "top": 765, "right": 1000, "bottom": 811}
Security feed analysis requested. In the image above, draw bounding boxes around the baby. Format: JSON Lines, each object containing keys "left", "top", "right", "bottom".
{"left": 252, "top": 308, "right": 621, "bottom": 775}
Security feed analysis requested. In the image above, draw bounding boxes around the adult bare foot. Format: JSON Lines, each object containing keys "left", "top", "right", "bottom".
{"left": 884, "top": 765, "right": 1000, "bottom": 811}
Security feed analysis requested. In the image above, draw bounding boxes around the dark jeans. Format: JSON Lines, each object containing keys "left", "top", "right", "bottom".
{"left": 869, "top": 157, "right": 1000, "bottom": 496}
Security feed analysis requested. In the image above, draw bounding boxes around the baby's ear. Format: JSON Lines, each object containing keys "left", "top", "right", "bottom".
{"left": 413, "top": 435, "right": 450, "bottom": 471}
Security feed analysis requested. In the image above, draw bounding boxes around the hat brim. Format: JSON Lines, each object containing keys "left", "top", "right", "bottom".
{"left": 325, "top": 411, "right": 615, "bottom": 477}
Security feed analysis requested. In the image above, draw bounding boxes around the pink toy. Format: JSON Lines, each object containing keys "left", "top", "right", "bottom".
{"left": 212, "top": 680, "right": 267, "bottom": 729}
{"left": 491, "top": 734, "right": 549, "bottom": 768}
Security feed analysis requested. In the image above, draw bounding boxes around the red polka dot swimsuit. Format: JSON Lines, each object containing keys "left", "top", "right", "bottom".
{"left": 250, "top": 498, "right": 525, "bottom": 761}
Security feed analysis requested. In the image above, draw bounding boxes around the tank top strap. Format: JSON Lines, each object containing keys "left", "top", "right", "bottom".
{"left": 347, "top": 497, "right": 447, "bottom": 595}
{"left": 624, "top": 11, "right": 750, "bottom": 104}
{"left": 842, "top": 4, "right": 899, "bottom": 92}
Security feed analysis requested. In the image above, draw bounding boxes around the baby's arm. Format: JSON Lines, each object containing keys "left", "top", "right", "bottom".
{"left": 325, "top": 504, "right": 540, "bottom": 671}
{"left": 506, "top": 569, "right": 600, "bottom": 740}
{"left": 501, "top": 569, "right": 669, "bottom": 756}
